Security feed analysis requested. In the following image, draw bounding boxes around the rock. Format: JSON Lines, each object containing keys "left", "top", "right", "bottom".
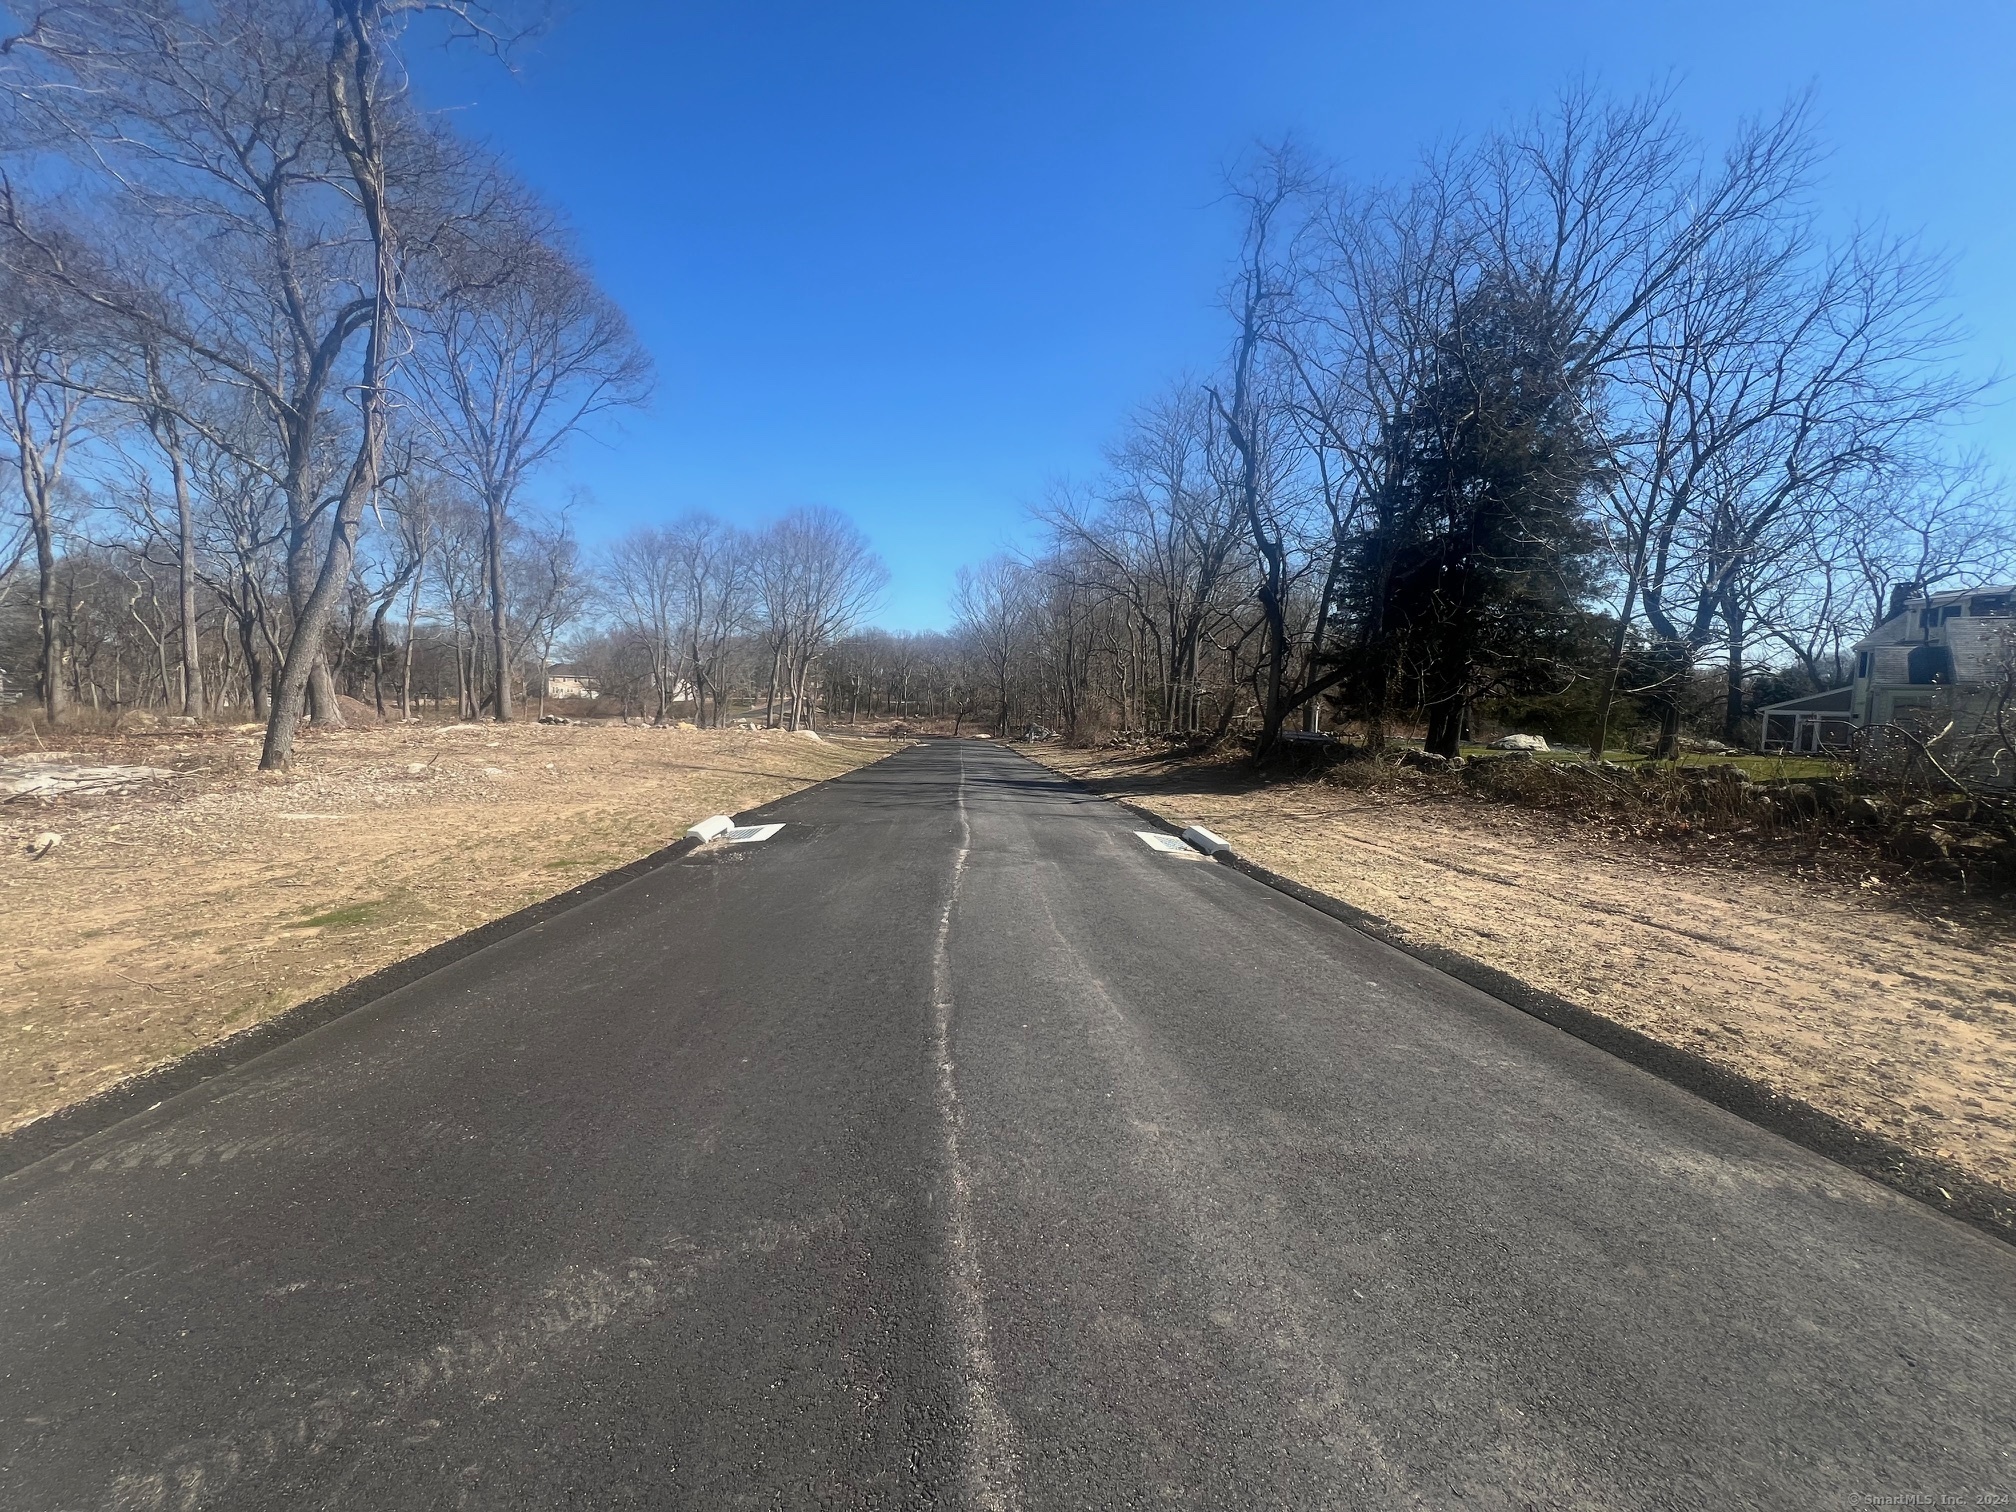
{"left": 482, "top": 766, "right": 505, "bottom": 777}
{"left": 1399, "top": 749, "right": 1449, "bottom": 770}
{"left": 1489, "top": 734, "right": 1549, "bottom": 752}
{"left": 113, "top": 710, "right": 159, "bottom": 732}
{"left": 161, "top": 714, "right": 197, "bottom": 728}
{"left": 27, "top": 831, "right": 61, "bottom": 858}
{"left": 1846, "top": 795, "right": 1889, "bottom": 825}
{"left": 1776, "top": 782, "right": 1821, "bottom": 818}
{"left": 537, "top": 714, "right": 572, "bottom": 725}
{"left": 1021, "top": 724, "right": 1058, "bottom": 742}
{"left": 1890, "top": 824, "right": 1952, "bottom": 862}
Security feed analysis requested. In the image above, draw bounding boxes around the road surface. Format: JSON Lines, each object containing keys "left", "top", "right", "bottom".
{"left": 2, "top": 739, "right": 2011, "bottom": 1509}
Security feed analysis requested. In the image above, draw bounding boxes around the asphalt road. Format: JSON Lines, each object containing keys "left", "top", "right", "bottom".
{"left": 2, "top": 738, "right": 2012, "bottom": 1510}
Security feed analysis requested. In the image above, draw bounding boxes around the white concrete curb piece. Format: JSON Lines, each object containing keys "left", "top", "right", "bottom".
{"left": 1136, "top": 831, "right": 1191, "bottom": 853}
{"left": 1181, "top": 825, "right": 1233, "bottom": 857}
{"left": 686, "top": 814, "right": 735, "bottom": 843}
{"left": 724, "top": 823, "right": 784, "bottom": 844}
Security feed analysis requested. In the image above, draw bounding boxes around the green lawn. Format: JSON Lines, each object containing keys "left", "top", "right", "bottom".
{"left": 1459, "top": 747, "right": 1844, "bottom": 781}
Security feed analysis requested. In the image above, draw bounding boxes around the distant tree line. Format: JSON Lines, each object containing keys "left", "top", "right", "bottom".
{"left": 944, "top": 89, "right": 2012, "bottom": 754}
{"left": 6, "top": 43, "right": 2008, "bottom": 759}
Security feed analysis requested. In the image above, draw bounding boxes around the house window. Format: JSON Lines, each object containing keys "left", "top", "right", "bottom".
{"left": 1907, "top": 644, "right": 1955, "bottom": 685}
{"left": 1855, "top": 651, "right": 1872, "bottom": 679}
{"left": 1971, "top": 593, "right": 2012, "bottom": 617}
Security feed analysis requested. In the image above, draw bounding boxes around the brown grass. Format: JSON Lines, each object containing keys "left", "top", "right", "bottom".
{"left": 0, "top": 719, "right": 893, "bottom": 1134}
{"left": 1031, "top": 743, "right": 2016, "bottom": 1197}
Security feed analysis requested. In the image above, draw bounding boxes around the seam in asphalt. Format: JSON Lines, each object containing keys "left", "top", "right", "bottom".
{"left": 1017, "top": 745, "right": 2016, "bottom": 1250}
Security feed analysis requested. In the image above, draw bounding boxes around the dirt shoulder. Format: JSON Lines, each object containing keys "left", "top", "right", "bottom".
{"left": 1, "top": 720, "right": 893, "bottom": 1135}
{"left": 1030, "top": 744, "right": 2016, "bottom": 1200}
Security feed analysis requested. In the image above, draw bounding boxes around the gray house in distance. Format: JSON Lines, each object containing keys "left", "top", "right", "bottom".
{"left": 1759, "top": 584, "right": 2015, "bottom": 774}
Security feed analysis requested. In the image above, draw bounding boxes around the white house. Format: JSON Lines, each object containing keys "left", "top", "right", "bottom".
{"left": 544, "top": 662, "right": 601, "bottom": 700}
{"left": 1760, "top": 584, "right": 2015, "bottom": 774}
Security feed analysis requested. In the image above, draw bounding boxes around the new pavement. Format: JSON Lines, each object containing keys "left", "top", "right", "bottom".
{"left": 1, "top": 739, "right": 2010, "bottom": 1509}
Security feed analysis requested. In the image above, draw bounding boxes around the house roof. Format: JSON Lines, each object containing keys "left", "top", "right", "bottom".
{"left": 1854, "top": 584, "right": 2016, "bottom": 652}
{"left": 1761, "top": 687, "right": 1855, "bottom": 714}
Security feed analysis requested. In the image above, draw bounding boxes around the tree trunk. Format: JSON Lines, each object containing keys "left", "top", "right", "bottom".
{"left": 484, "top": 493, "right": 513, "bottom": 722}
{"left": 262, "top": 502, "right": 369, "bottom": 766}
{"left": 1722, "top": 597, "right": 1746, "bottom": 747}
{"left": 1591, "top": 616, "right": 1632, "bottom": 759}
{"left": 1424, "top": 692, "right": 1465, "bottom": 760}
{"left": 400, "top": 559, "right": 423, "bottom": 719}
{"left": 152, "top": 421, "right": 205, "bottom": 718}
{"left": 31, "top": 489, "right": 66, "bottom": 726}
{"left": 238, "top": 607, "right": 270, "bottom": 721}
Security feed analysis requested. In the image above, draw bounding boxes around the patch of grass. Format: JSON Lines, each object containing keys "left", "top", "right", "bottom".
{"left": 542, "top": 853, "right": 624, "bottom": 872}
{"left": 1459, "top": 747, "right": 1843, "bottom": 781}
{"left": 286, "top": 898, "right": 391, "bottom": 931}
{"left": 1607, "top": 752, "right": 1844, "bottom": 781}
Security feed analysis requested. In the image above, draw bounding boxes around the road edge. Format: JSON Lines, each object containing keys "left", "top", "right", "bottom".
{"left": 1019, "top": 747, "right": 2016, "bottom": 1249}
{"left": 0, "top": 833, "right": 712, "bottom": 1180}
{"left": 0, "top": 738, "right": 919, "bottom": 1182}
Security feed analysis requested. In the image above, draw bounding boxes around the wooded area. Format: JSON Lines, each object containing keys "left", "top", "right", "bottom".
{"left": 936, "top": 94, "right": 2013, "bottom": 757}
{"left": 2, "top": 11, "right": 2008, "bottom": 764}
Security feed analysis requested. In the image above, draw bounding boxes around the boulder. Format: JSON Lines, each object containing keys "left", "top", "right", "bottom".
{"left": 1846, "top": 795, "right": 1890, "bottom": 825}
{"left": 1890, "top": 824, "right": 1952, "bottom": 862}
{"left": 1398, "top": 749, "right": 1449, "bottom": 770}
{"left": 1489, "top": 733, "right": 1549, "bottom": 752}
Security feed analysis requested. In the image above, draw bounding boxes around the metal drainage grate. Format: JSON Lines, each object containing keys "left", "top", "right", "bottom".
{"left": 724, "top": 823, "right": 784, "bottom": 844}
{"left": 1135, "top": 831, "right": 1191, "bottom": 853}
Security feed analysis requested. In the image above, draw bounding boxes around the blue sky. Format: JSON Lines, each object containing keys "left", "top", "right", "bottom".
{"left": 411, "top": 2, "right": 2016, "bottom": 629}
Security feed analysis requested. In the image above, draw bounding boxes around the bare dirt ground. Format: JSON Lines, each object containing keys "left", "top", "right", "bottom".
{"left": 1032, "top": 744, "right": 2016, "bottom": 1198}
{"left": 0, "top": 719, "right": 892, "bottom": 1135}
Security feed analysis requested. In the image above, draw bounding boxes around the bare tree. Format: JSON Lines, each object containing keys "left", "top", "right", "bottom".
{"left": 753, "top": 506, "right": 888, "bottom": 732}
{"left": 603, "top": 526, "right": 684, "bottom": 724}
{"left": 507, "top": 513, "right": 589, "bottom": 718}
{"left": 1, "top": 0, "right": 530, "bottom": 764}
{"left": 0, "top": 261, "right": 91, "bottom": 724}
{"left": 411, "top": 196, "right": 649, "bottom": 721}
{"left": 953, "top": 555, "right": 1033, "bottom": 735}
{"left": 660, "top": 512, "right": 749, "bottom": 727}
